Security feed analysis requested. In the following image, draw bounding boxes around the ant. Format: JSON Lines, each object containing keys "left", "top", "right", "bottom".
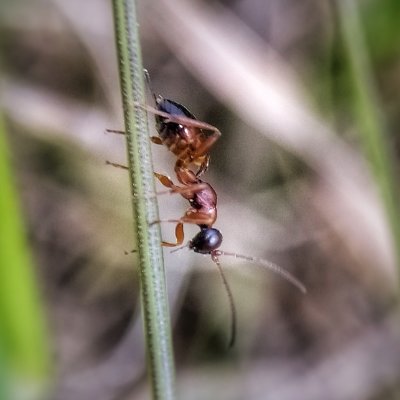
{"left": 106, "top": 72, "right": 306, "bottom": 347}
{"left": 107, "top": 70, "right": 221, "bottom": 177}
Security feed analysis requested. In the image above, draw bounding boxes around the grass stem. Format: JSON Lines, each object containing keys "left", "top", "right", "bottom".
{"left": 111, "top": 1, "right": 176, "bottom": 398}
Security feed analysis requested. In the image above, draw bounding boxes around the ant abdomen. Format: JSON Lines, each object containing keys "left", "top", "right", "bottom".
{"left": 157, "top": 98, "right": 196, "bottom": 120}
{"left": 156, "top": 98, "right": 196, "bottom": 140}
{"left": 143, "top": 72, "right": 222, "bottom": 176}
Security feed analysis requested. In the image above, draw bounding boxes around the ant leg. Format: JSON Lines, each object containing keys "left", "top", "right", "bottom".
{"left": 154, "top": 172, "right": 176, "bottom": 189}
{"left": 149, "top": 216, "right": 186, "bottom": 247}
{"left": 105, "top": 128, "right": 163, "bottom": 146}
{"left": 150, "top": 218, "right": 183, "bottom": 227}
{"left": 192, "top": 127, "right": 221, "bottom": 172}
{"left": 174, "top": 164, "right": 200, "bottom": 186}
{"left": 195, "top": 154, "right": 210, "bottom": 177}
{"left": 125, "top": 221, "right": 183, "bottom": 252}
{"left": 154, "top": 172, "right": 208, "bottom": 196}
{"left": 105, "top": 129, "right": 125, "bottom": 135}
{"left": 133, "top": 102, "right": 221, "bottom": 134}
{"left": 153, "top": 214, "right": 215, "bottom": 228}
{"left": 105, "top": 160, "right": 128, "bottom": 170}
{"left": 161, "top": 223, "right": 185, "bottom": 247}
{"left": 180, "top": 213, "right": 216, "bottom": 226}
{"left": 106, "top": 167, "right": 206, "bottom": 199}
{"left": 151, "top": 136, "right": 163, "bottom": 145}
{"left": 106, "top": 163, "right": 166, "bottom": 183}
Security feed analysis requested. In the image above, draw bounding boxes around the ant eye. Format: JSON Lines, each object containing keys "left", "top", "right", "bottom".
{"left": 189, "top": 228, "right": 223, "bottom": 254}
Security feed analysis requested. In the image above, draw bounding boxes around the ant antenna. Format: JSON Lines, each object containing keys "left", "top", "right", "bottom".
{"left": 170, "top": 243, "right": 189, "bottom": 254}
{"left": 144, "top": 69, "right": 158, "bottom": 106}
{"left": 211, "top": 253, "right": 237, "bottom": 348}
{"left": 170, "top": 243, "right": 236, "bottom": 347}
{"left": 214, "top": 250, "right": 307, "bottom": 294}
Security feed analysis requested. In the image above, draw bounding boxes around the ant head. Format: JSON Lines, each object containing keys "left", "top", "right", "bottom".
{"left": 189, "top": 227, "right": 223, "bottom": 254}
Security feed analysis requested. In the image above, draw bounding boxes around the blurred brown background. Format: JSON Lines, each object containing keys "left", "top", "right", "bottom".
{"left": 1, "top": 0, "right": 400, "bottom": 399}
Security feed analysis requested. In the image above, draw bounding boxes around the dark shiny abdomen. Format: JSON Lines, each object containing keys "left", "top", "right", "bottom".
{"left": 156, "top": 99, "right": 196, "bottom": 141}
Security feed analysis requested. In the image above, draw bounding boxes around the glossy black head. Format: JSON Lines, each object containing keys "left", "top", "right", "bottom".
{"left": 189, "top": 227, "right": 223, "bottom": 254}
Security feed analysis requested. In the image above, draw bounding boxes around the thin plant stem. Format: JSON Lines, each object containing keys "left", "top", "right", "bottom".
{"left": 111, "top": 1, "right": 176, "bottom": 399}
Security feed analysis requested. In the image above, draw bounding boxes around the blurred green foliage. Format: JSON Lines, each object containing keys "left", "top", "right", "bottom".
{"left": 0, "top": 115, "right": 50, "bottom": 398}
{"left": 363, "top": 0, "right": 400, "bottom": 62}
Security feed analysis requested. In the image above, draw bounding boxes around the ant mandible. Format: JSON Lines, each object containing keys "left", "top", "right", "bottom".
{"left": 107, "top": 70, "right": 221, "bottom": 177}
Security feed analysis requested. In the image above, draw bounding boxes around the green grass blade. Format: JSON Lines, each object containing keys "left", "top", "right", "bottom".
{"left": 111, "top": 1, "right": 176, "bottom": 399}
{"left": 0, "top": 115, "right": 51, "bottom": 399}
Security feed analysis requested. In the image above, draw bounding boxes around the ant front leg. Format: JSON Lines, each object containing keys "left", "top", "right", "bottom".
{"left": 149, "top": 216, "right": 185, "bottom": 247}
{"left": 160, "top": 223, "right": 185, "bottom": 247}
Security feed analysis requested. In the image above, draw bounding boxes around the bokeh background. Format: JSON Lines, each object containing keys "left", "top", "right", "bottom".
{"left": 1, "top": 0, "right": 400, "bottom": 399}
